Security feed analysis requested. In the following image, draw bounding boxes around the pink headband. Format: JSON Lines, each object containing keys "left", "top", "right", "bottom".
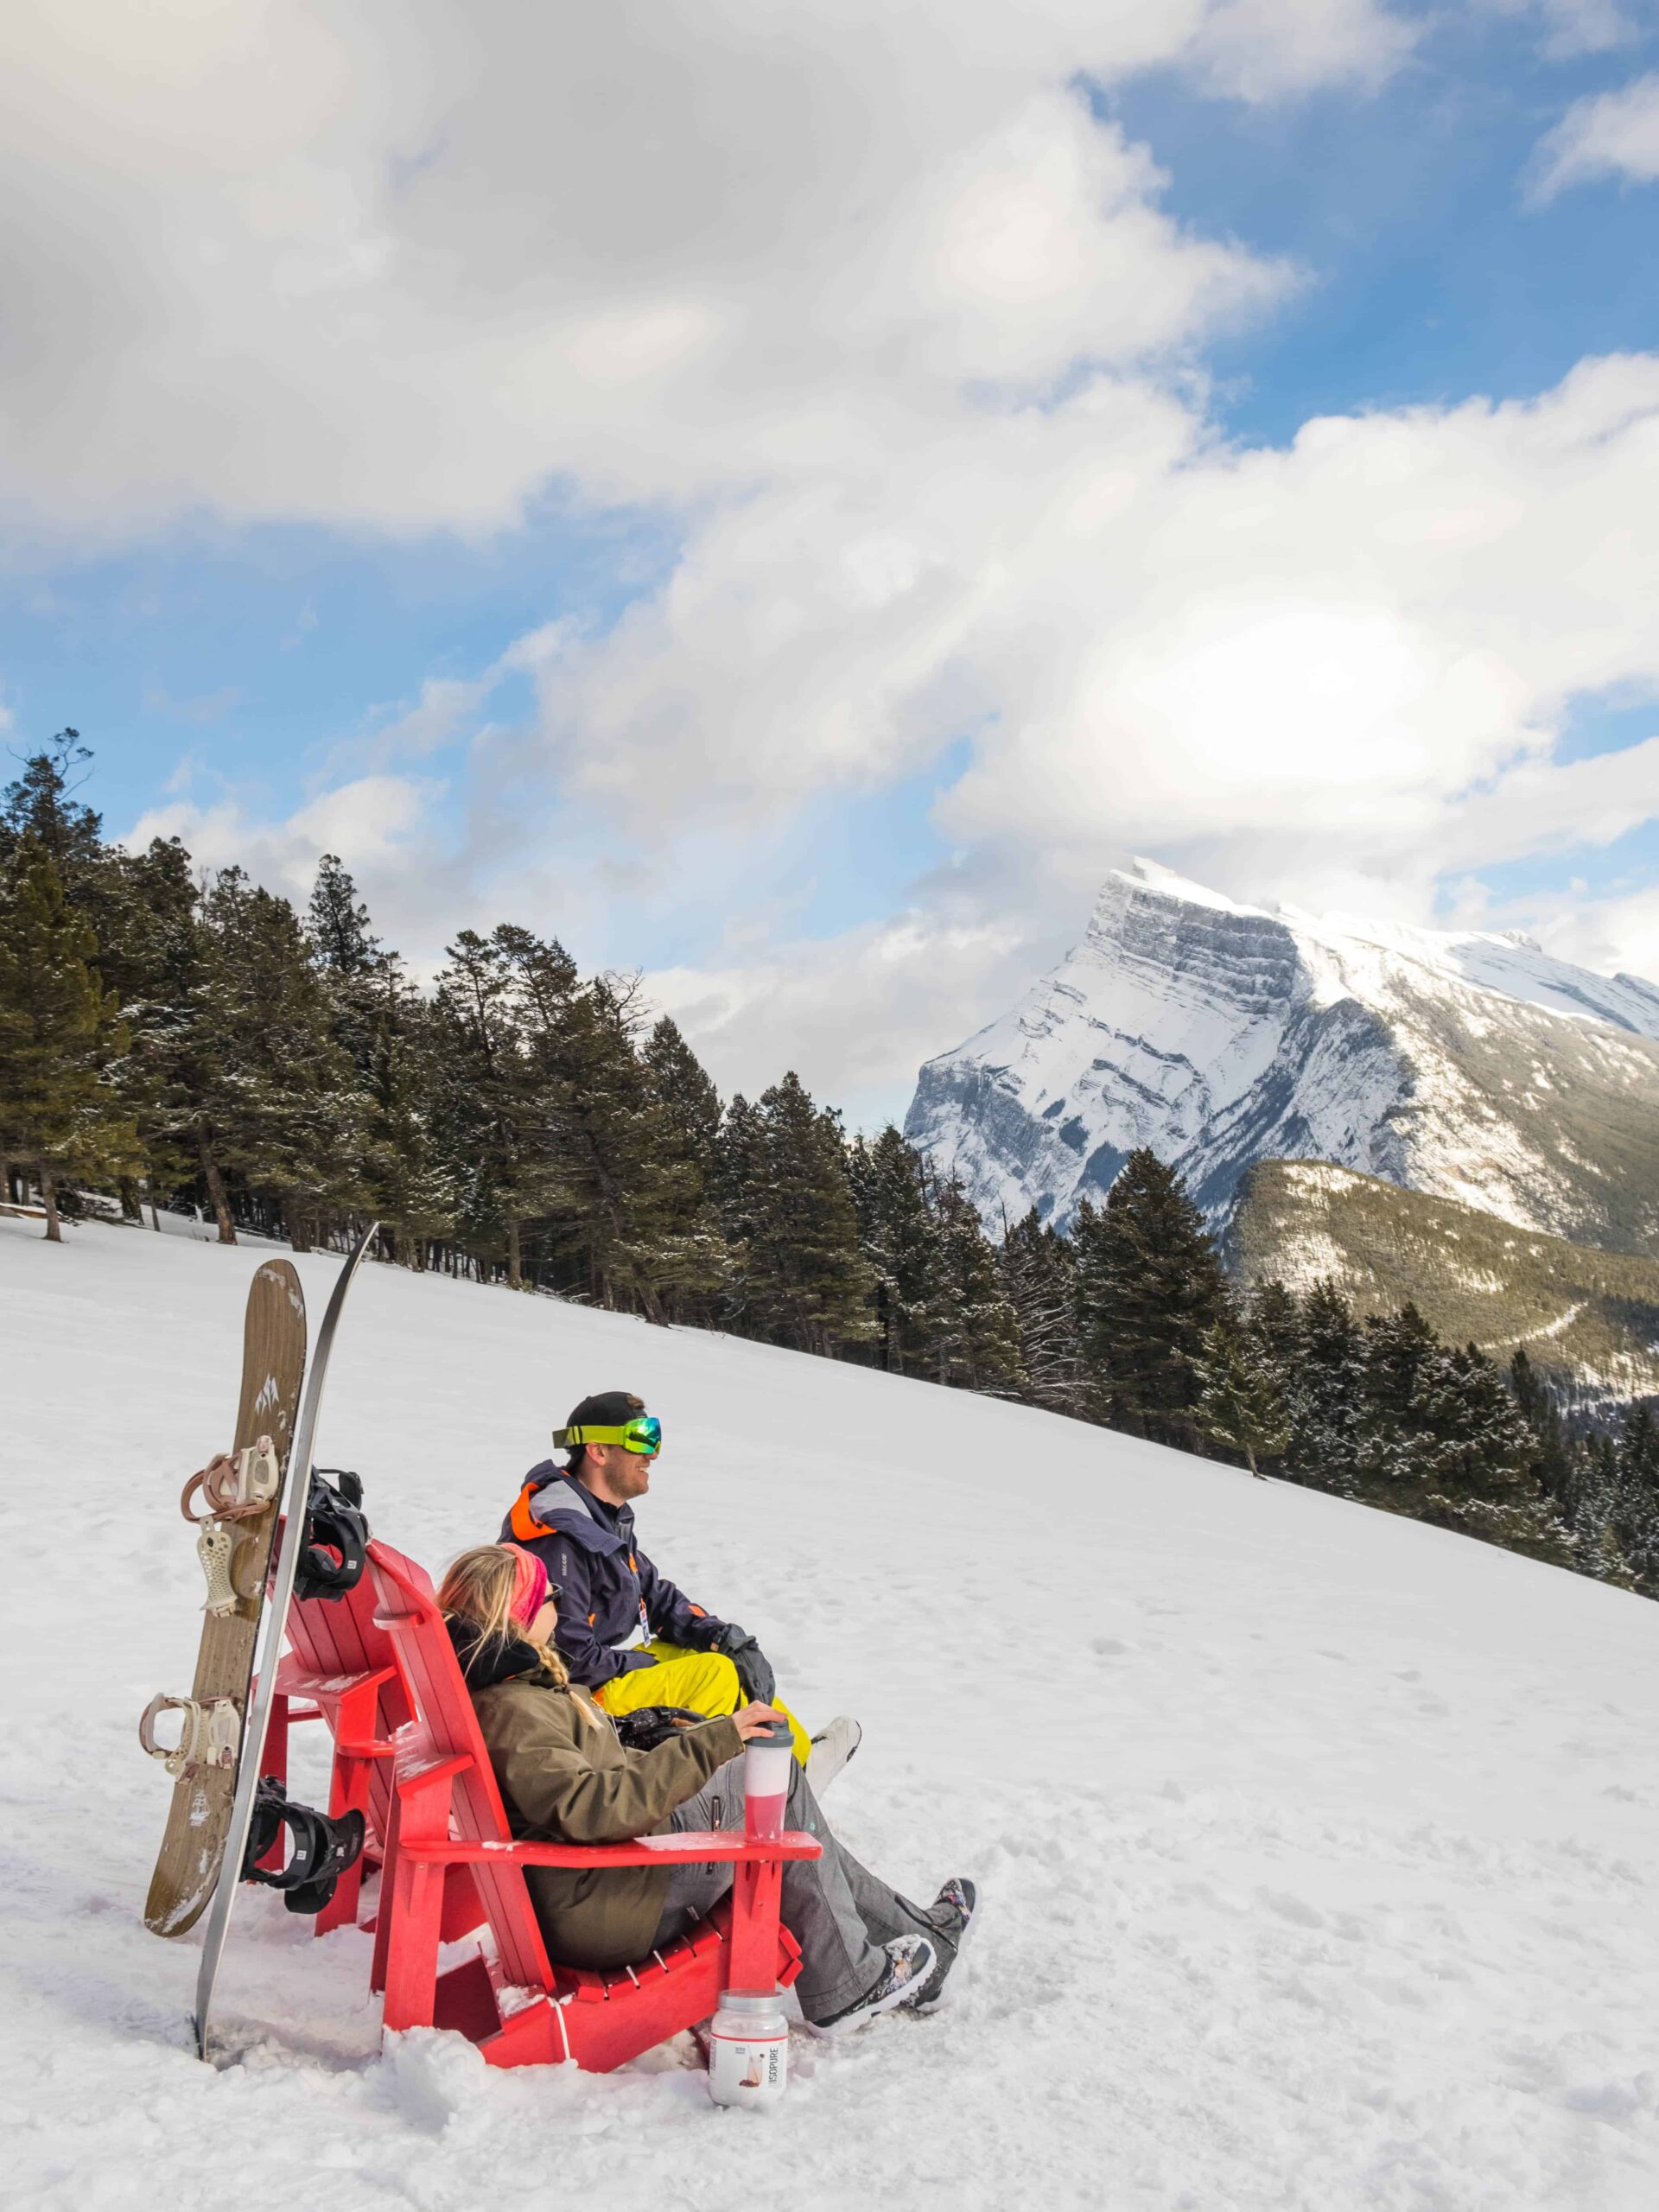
{"left": 509, "top": 1548, "right": 550, "bottom": 1625}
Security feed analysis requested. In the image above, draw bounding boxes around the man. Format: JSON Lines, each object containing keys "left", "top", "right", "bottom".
{"left": 501, "top": 1390, "right": 859, "bottom": 1785}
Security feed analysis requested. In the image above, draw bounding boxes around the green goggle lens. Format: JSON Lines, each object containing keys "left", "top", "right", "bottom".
{"left": 554, "top": 1414, "right": 662, "bottom": 1455}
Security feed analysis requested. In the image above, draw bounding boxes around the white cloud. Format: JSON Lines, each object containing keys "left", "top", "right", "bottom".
{"left": 0, "top": 2, "right": 1402, "bottom": 537}
{"left": 126, "top": 773, "right": 447, "bottom": 943}
{"left": 1532, "top": 73, "right": 1659, "bottom": 199}
{"left": 1488, "top": 0, "right": 1649, "bottom": 61}
{"left": 1183, "top": 0, "right": 1416, "bottom": 98}
{"left": 644, "top": 910, "right": 1046, "bottom": 1129}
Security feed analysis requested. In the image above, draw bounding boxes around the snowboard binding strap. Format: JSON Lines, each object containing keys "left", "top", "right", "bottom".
{"left": 180, "top": 1437, "right": 282, "bottom": 1524}
{"left": 242, "top": 1777, "right": 365, "bottom": 1915}
{"left": 293, "top": 1469, "right": 371, "bottom": 1603}
{"left": 139, "top": 1693, "right": 242, "bottom": 1778}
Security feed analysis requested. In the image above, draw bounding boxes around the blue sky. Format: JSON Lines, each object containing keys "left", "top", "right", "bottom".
{"left": 3, "top": 2, "right": 1657, "bottom": 1124}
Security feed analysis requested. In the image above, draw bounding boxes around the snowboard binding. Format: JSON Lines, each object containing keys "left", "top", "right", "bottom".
{"left": 180, "top": 1437, "right": 282, "bottom": 1523}
{"left": 139, "top": 1692, "right": 242, "bottom": 1779}
{"left": 242, "top": 1778, "right": 366, "bottom": 1916}
{"left": 293, "top": 1469, "right": 370, "bottom": 1602}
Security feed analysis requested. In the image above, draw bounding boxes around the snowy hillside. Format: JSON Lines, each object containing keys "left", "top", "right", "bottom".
{"left": 6, "top": 1216, "right": 1659, "bottom": 2211}
{"left": 906, "top": 859, "right": 1659, "bottom": 1245}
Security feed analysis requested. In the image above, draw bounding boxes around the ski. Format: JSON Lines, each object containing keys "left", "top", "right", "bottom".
{"left": 193, "top": 1221, "right": 378, "bottom": 2063}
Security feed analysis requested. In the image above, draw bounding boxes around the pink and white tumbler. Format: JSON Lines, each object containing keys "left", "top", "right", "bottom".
{"left": 742, "top": 1721, "right": 794, "bottom": 1842}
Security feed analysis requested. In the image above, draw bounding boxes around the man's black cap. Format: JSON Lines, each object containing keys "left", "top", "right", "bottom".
{"left": 565, "top": 1390, "right": 645, "bottom": 1432}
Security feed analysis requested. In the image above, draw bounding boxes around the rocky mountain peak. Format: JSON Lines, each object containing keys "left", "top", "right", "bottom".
{"left": 905, "top": 865, "right": 1659, "bottom": 1252}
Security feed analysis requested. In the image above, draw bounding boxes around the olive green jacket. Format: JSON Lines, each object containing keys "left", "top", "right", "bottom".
{"left": 470, "top": 1664, "right": 744, "bottom": 1970}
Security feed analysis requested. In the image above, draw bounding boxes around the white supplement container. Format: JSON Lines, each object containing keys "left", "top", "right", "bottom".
{"left": 708, "top": 1987, "right": 789, "bottom": 2109}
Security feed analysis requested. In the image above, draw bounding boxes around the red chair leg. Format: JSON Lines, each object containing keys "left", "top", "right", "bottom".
{"left": 315, "top": 1679, "right": 384, "bottom": 1936}
{"left": 256, "top": 1695, "right": 290, "bottom": 1872}
{"left": 727, "top": 1859, "right": 784, "bottom": 1989}
{"left": 370, "top": 1780, "right": 403, "bottom": 1995}
{"left": 381, "top": 1854, "right": 445, "bottom": 2032}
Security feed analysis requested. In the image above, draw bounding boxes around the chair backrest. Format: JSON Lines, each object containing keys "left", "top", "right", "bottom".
{"left": 287, "top": 1571, "right": 413, "bottom": 1736}
{"left": 366, "top": 1541, "right": 555, "bottom": 1992}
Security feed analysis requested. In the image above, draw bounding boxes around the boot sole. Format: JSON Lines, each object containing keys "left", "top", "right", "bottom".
{"left": 913, "top": 1896, "right": 978, "bottom": 2013}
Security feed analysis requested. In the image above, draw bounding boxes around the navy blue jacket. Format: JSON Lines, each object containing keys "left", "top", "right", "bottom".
{"left": 501, "top": 1461, "right": 728, "bottom": 1691}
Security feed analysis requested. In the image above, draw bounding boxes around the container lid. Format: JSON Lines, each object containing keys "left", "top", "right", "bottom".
{"left": 716, "top": 1987, "right": 785, "bottom": 2014}
{"left": 744, "top": 1720, "right": 794, "bottom": 1746}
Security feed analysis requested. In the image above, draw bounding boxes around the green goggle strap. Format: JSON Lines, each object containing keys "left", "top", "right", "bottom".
{"left": 553, "top": 1417, "right": 661, "bottom": 1454}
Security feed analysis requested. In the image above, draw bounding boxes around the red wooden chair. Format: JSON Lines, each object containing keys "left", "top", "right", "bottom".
{"left": 366, "top": 1541, "right": 823, "bottom": 2073}
{"left": 265, "top": 1573, "right": 412, "bottom": 1934}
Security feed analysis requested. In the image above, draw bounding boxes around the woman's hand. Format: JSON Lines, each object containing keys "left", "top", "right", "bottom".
{"left": 732, "top": 1702, "right": 789, "bottom": 1741}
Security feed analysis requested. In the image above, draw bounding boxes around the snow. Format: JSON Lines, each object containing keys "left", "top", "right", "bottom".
{"left": 6, "top": 1215, "right": 1659, "bottom": 2209}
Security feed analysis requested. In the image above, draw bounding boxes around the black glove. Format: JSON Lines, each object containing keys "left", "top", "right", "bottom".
{"left": 710, "top": 1624, "right": 776, "bottom": 1707}
{"left": 613, "top": 1705, "right": 704, "bottom": 1751}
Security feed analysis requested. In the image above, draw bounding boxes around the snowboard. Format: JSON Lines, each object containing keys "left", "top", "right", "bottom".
{"left": 194, "top": 1222, "right": 377, "bottom": 2062}
{"left": 141, "top": 1259, "right": 308, "bottom": 1938}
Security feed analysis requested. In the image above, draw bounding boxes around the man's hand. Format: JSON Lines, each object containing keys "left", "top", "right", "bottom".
{"left": 732, "top": 1703, "right": 790, "bottom": 1742}
{"left": 711, "top": 1624, "right": 776, "bottom": 1705}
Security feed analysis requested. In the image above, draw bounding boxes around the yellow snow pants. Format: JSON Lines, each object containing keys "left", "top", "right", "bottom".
{"left": 594, "top": 1639, "right": 810, "bottom": 1762}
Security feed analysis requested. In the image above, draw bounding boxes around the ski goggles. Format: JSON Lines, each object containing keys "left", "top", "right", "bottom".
{"left": 553, "top": 1414, "right": 662, "bottom": 1456}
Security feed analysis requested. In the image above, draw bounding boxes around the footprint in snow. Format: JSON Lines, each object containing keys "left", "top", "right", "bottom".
{"left": 1259, "top": 1887, "right": 1325, "bottom": 1929}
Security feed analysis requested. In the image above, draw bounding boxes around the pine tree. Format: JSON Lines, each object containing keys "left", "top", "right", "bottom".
{"left": 430, "top": 926, "right": 568, "bottom": 1287}
{"left": 929, "top": 1173, "right": 1023, "bottom": 1394}
{"left": 1073, "top": 1151, "right": 1228, "bottom": 1449}
{"left": 1245, "top": 1279, "right": 1301, "bottom": 1375}
{"left": 997, "top": 1207, "right": 1080, "bottom": 1415}
{"left": 1194, "top": 1321, "right": 1289, "bottom": 1477}
{"left": 1560, "top": 1431, "right": 1629, "bottom": 1585}
{"left": 725, "top": 1072, "right": 874, "bottom": 1357}
{"left": 639, "top": 1015, "right": 728, "bottom": 1323}
{"left": 649, "top": 1016, "right": 721, "bottom": 1166}
{"left": 848, "top": 1127, "right": 947, "bottom": 1374}
{"left": 188, "top": 868, "right": 367, "bottom": 1248}
{"left": 532, "top": 966, "right": 718, "bottom": 1318}
{"left": 1612, "top": 1404, "right": 1659, "bottom": 1595}
{"left": 1510, "top": 1346, "right": 1573, "bottom": 1506}
{"left": 1282, "top": 1280, "right": 1366, "bottom": 1495}
{"left": 0, "top": 731, "right": 105, "bottom": 879}
{"left": 1355, "top": 1308, "right": 1573, "bottom": 1564}
{"left": 0, "top": 834, "right": 139, "bottom": 1239}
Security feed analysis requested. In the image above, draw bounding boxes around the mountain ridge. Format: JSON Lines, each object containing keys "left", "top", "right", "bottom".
{"left": 1228, "top": 1157, "right": 1659, "bottom": 1412}
{"left": 906, "top": 860, "right": 1659, "bottom": 1253}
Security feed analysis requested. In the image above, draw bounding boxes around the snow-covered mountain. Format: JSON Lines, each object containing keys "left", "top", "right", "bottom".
{"left": 906, "top": 860, "right": 1659, "bottom": 1248}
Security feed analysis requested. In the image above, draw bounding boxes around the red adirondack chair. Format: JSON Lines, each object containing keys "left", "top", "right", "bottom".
{"left": 266, "top": 1573, "right": 412, "bottom": 1934}
{"left": 366, "top": 1541, "right": 823, "bottom": 2072}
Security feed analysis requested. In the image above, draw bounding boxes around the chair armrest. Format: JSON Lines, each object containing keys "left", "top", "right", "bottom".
{"left": 399, "top": 1829, "right": 823, "bottom": 1871}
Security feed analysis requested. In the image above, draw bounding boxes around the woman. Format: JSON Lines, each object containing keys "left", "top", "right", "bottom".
{"left": 437, "top": 1544, "right": 976, "bottom": 2036}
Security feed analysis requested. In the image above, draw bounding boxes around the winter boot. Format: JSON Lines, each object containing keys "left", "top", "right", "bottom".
{"left": 913, "top": 1876, "right": 979, "bottom": 2012}
{"left": 810, "top": 1934, "right": 937, "bottom": 2036}
{"left": 804, "top": 1715, "right": 861, "bottom": 1795}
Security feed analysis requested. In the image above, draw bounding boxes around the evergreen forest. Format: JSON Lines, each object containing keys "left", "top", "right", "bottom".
{"left": 3, "top": 734, "right": 1656, "bottom": 1601}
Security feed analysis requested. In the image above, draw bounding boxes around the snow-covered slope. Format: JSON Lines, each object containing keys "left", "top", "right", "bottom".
{"left": 6, "top": 1216, "right": 1659, "bottom": 2210}
{"left": 906, "top": 859, "right": 1659, "bottom": 1246}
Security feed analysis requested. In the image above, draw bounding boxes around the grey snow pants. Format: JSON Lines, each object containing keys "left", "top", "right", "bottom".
{"left": 652, "top": 1755, "right": 938, "bottom": 2024}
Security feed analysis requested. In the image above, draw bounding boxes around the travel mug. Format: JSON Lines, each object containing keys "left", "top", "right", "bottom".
{"left": 742, "top": 1719, "right": 793, "bottom": 1841}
